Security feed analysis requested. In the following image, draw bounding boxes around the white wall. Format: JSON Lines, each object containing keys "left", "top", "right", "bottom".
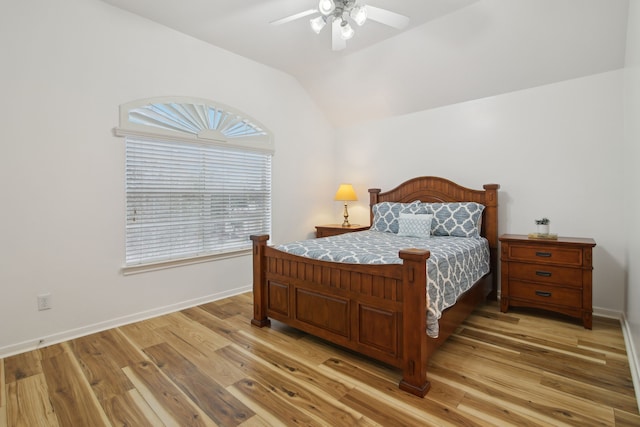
{"left": 623, "top": 0, "right": 640, "bottom": 401}
{"left": 0, "top": 0, "right": 334, "bottom": 356}
{"left": 336, "top": 70, "right": 626, "bottom": 314}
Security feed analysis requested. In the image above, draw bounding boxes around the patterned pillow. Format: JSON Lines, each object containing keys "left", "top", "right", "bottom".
{"left": 424, "top": 202, "right": 485, "bottom": 238}
{"left": 371, "top": 201, "right": 426, "bottom": 233}
{"left": 397, "top": 213, "right": 433, "bottom": 238}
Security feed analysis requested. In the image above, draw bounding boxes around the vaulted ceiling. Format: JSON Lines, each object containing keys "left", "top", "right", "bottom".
{"left": 100, "top": 0, "right": 629, "bottom": 126}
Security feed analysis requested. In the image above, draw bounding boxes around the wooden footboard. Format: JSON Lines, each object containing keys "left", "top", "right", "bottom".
{"left": 250, "top": 235, "right": 433, "bottom": 396}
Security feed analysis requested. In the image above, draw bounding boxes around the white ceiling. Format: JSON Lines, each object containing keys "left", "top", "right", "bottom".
{"left": 100, "top": 0, "right": 629, "bottom": 126}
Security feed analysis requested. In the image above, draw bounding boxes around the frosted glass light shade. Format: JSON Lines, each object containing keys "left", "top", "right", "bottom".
{"left": 318, "top": 0, "right": 336, "bottom": 15}
{"left": 339, "top": 21, "right": 354, "bottom": 40}
{"left": 350, "top": 5, "right": 367, "bottom": 26}
{"left": 310, "top": 16, "right": 326, "bottom": 34}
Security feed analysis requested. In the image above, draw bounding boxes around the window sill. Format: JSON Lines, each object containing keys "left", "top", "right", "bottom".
{"left": 121, "top": 249, "right": 252, "bottom": 275}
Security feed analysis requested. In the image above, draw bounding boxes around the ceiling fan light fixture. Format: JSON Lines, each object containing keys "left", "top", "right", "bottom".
{"left": 350, "top": 5, "right": 367, "bottom": 26}
{"left": 339, "top": 20, "right": 354, "bottom": 40}
{"left": 310, "top": 15, "right": 327, "bottom": 34}
{"left": 272, "top": 0, "right": 408, "bottom": 50}
{"left": 318, "top": 0, "right": 336, "bottom": 16}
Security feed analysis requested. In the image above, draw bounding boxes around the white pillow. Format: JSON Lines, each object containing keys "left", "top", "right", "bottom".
{"left": 397, "top": 213, "right": 433, "bottom": 238}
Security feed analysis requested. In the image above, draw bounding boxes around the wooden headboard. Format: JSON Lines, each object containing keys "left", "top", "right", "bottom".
{"left": 369, "top": 176, "right": 500, "bottom": 298}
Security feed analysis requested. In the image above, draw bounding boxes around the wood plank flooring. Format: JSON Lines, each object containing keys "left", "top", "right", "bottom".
{"left": 1, "top": 292, "right": 638, "bottom": 426}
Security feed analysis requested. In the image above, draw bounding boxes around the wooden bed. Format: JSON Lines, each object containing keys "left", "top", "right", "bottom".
{"left": 250, "top": 176, "right": 499, "bottom": 397}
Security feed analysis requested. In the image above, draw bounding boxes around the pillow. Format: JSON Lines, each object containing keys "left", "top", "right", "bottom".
{"left": 424, "top": 202, "right": 485, "bottom": 238}
{"left": 370, "top": 201, "right": 426, "bottom": 233}
{"left": 397, "top": 213, "right": 433, "bottom": 238}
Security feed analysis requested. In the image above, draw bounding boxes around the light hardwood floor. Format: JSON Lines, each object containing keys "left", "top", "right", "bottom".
{"left": 1, "top": 293, "right": 639, "bottom": 426}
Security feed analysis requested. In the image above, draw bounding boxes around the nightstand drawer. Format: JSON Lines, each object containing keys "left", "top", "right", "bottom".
{"left": 507, "top": 244, "right": 583, "bottom": 266}
{"left": 508, "top": 263, "right": 582, "bottom": 287}
{"left": 509, "top": 280, "right": 582, "bottom": 307}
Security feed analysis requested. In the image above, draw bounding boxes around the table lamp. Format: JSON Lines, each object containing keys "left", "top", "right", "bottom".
{"left": 334, "top": 184, "right": 358, "bottom": 227}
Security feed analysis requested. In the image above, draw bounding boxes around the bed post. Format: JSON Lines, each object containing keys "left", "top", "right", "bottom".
{"left": 250, "top": 234, "right": 271, "bottom": 328}
{"left": 482, "top": 184, "right": 500, "bottom": 301}
{"left": 369, "top": 188, "right": 381, "bottom": 226}
{"left": 398, "top": 248, "right": 431, "bottom": 397}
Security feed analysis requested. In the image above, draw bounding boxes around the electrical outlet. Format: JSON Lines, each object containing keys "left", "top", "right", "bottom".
{"left": 37, "top": 293, "right": 52, "bottom": 311}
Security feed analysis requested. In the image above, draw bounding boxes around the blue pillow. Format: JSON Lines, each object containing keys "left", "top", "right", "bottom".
{"left": 424, "top": 202, "right": 485, "bottom": 238}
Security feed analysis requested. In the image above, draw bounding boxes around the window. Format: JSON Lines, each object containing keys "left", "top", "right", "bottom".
{"left": 116, "top": 97, "right": 273, "bottom": 269}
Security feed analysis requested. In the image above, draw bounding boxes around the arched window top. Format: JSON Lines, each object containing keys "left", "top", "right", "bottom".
{"left": 116, "top": 96, "right": 273, "bottom": 153}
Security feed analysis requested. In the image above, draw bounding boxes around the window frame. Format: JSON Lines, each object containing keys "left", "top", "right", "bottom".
{"left": 115, "top": 97, "right": 273, "bottom": 274}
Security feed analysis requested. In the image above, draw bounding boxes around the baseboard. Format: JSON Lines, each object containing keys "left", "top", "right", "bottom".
{"left": 592, "top": 306, "right": 623, "bottom": 320}
{"left": 620, "top": 312, "right": 640, "bottom": 413}
{"left": 589, "top": 307, "right": 639, "bottom": 412}
{"left": 0, "top": 284, "right": 252, "bottom": 358}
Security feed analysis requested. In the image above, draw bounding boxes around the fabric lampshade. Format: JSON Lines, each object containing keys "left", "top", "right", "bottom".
{"left": 334, "top": 184, "right": 358, "bottom": 201}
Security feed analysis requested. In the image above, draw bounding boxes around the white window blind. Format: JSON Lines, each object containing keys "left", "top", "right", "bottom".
{"left": 125, "top": 136, "right": 271, "bottom": 266}
{"left": 116, "top": 97, "right": 273, "bottom": 269}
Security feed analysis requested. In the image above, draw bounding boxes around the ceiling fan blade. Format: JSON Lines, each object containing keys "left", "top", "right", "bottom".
{"left": 270, "top": 9, "right": 317, "bottom": 25}
{"left": 365, "top": 5, "right": 410, "bottom": 30}
{"left": 332, "top": 19, "right": 346, "bottom": 51}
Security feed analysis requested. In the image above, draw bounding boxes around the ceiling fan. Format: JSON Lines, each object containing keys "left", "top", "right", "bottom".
{"left": 270, "top": 0, "right": 410, "bottom": 51}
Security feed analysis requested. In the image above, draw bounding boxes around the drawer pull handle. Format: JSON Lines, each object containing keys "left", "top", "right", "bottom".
{"left": 535, "top": 251, "right": 552, "bottom": 257}
{"left": 535, "top": 271, "right": 552, "bottom": 277}
{"left": 535, "top": 290, "right": 552, "bottom": 297}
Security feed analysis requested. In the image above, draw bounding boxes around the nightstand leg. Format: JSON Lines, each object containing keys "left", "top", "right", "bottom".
{"left": 582, "top": 312, "right": 592, "bottom": 329}
{"left": 500, "top": 298, "right": 509, "bottom": 313}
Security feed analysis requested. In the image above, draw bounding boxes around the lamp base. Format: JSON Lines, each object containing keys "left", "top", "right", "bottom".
{"left": 342, "top": 202, "right": 350, "bottom": 227}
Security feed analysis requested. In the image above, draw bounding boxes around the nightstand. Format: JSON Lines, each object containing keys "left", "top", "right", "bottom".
{"left": 315, "top": 224, "right": 369, "bottom": 238}
{"left": 499, "top": 234, "right": 596, "bottom": 329}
